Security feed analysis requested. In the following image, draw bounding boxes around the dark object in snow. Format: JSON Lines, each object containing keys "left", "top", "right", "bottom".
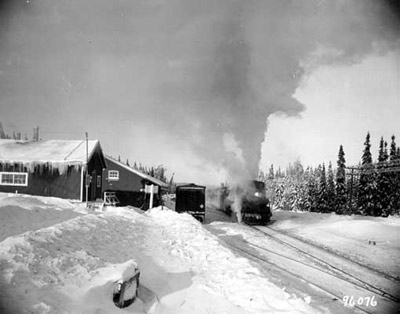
{"left": 220, "top": 180, "right": 272, "bottom": 225}
{"left": 368, "top": 240, "right": 377, "bottom": 245}
{"left": 175, "top": 184, "right": 206, "bottom": 222}
{"left": 112, "top": 270, "right": 140, "bottom": 308}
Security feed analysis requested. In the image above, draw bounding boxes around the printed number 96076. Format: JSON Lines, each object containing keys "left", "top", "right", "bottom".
{"left": 343, "top": 295, "right": 377, "bottom": 307}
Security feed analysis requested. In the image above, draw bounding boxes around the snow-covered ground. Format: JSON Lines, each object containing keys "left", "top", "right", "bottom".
{"left": 206, "top": 209, "right": 400, "bottom": 314}
{"left": 0, "top": 192, "right": 399, "bottom": 314}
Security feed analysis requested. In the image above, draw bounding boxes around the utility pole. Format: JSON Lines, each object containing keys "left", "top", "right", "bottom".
{"left": 86, "top": 132, "right": 89, "bottom": 208}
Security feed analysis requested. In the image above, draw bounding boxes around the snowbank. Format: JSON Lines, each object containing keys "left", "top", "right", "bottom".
{"left": 145, "top": 207, "right": 319, "bottom": 314}
{"left": 0, "top": 193, "right": 84, "bottom": 242}
{"left": 0, "top": 195, "right": 320, "bottom": 314}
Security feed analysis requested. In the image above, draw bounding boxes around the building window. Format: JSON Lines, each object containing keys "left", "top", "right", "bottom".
{"left": 108, "top": 170, "right": 119, "bottom": 181}
{"left": 0, "top": 172, "right": 28, "bottom": 186}
{"left": 97, "top": 175, "right": 102, "bottom": 188}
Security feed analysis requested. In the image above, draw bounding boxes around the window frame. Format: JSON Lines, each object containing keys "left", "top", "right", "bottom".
{"left": 96, "top": 175, "right": 102, "bottom": 188}
{"left": 108, "top": 170, "right": 119, "bottom": 181}
{"left": 0, "top": 172, "right": 29, "bottom": 186}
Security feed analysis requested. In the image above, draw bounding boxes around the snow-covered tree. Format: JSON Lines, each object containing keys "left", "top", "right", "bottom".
{"left": 376, "top": 137, "right": 390, "bottom": 216}
{"left": 316, "top": 164, "right": 329, "bottom": 213}
{"left": 0, "top": 122, "right": 5, "bottom": 139}
{"left": 258, "top": 170, "right": 266, "bottom": 182}
{"left": 388, "top": 135, "right": 400, "bottom": 214}
{"left": 268, "top": 165, "right": 275, "bottom": 180}
{"left": 335, "top": 145, "right": 347, "bottom": 214}
{"left": 307, "top": 168, "right": 319, "bottom": 212}
{"left": 326, "top": 162, "right": 335, "bottom": 212}
{"left": 358, "top": 132, "right": 378, "bottom": 216}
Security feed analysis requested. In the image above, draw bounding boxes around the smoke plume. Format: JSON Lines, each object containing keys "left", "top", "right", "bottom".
{"left": 0, "top": 0, "right": 398, "bottom": 187}
{"left": 155, "top": 0, "right": 399, "bottom": 186}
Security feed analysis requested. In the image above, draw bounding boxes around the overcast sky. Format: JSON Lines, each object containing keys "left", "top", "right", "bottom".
{"left": 0, "top": 0, "right": 399, "bottom": 185}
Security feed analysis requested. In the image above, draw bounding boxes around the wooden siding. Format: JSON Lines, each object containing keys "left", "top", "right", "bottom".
{"left": 0, "top": 164, "right": 81, "bottom": 199}
{"left": 102, "top": 159, "right": 144, "bottom": 192}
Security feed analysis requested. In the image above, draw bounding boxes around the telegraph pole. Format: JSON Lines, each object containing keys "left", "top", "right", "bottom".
{"left": 86, "top": 132, "right": 89, "bottom": 209}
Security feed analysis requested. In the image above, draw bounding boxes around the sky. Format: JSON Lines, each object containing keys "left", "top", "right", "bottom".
{"left": 0, "top": 0, "right": 399, "bottom": 186}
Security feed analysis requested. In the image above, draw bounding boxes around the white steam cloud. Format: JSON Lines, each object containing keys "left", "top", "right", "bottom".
{"left": 154, "top": 0, "right": 399, "bottom": 186}
{"left": 0, "top": 0, "right": 398, "bottom": 187}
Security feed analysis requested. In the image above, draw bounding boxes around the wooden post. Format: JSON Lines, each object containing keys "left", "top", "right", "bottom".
{"left": 85, "top": 132, "right": 89, "bottom": 208}
{"left": 149, "top": 184, "right": 154, "bottom": 209}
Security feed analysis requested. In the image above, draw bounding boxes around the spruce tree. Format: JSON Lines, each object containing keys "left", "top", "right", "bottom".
{"left": 307, "top": 170, "right": 318, "bottom": 212}
{"left": 388, "top": 135, "right": 400, "bottom": 214}
{"left": 258, "top": 170, "right": 266, "bottom": 182}
{"left": 376, "top": 137, "right": 390, "bottom": 216}
{"left": 335, "top": 145, "right": 347, "bottom": 214}
{"left": 268, "top": 165, "right": 275, "bottom": 180}
{"left": 389, "top": 135, "right": 397, "bottom": 161}
{"left": 326, "top": 162, "right": 336, "bottom": 212}
{"left": 358, "top": 132, "right": 377, "bottom": 216}
{"left": 0, "top": 122, "right": 6, "bottom": 139}
{"left": 317, "top": 164, "right": 328, "bottom": 213}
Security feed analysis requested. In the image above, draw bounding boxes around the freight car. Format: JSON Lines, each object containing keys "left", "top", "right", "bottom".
{"left": 175, "top": 183, "right": 206, "bottom": 222}
{"left": 220, "top": 180, "right": 272, "bottom": 225}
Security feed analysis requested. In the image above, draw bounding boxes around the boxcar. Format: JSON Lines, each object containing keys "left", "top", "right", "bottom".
{"left": 175, "top": 184, "right": 206, "bottom": 222}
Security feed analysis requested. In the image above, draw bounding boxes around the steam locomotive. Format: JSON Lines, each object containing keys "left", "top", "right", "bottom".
{"left": 220, "top": 180, "right": 272, "bottom": 225}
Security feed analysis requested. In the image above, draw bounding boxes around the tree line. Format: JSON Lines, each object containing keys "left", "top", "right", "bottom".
{"left": 260, "top": 132, "right": 400, "bottom": 217}
{"left": 117, "top": 156, "right": 170, "bottom": 184}
{"left": 0, "top": 122, "right": 29, "bottom": 140}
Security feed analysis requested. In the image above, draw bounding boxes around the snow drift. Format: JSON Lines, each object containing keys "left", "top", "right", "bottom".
{"left": 0, "top": 193, "right": 319, "bottom": 314}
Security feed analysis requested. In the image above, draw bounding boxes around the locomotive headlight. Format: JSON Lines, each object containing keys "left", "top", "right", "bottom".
{"left": 254, "top": 192, "right": 261, "bottom": 197}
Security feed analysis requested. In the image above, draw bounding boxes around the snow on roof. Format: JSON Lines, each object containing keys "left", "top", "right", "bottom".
{"left": 105, "top": 155, "right": 168, "bottom": 188}
{"left": 0, "top": 139, "right": 101, "bottom": 165}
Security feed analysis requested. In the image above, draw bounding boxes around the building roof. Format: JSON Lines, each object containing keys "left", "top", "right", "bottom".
{"left": 0, "top": 139, "right": 105, "bottom": 168}
{"left": 105, "top": 155, "right": 168, "bottom": 188}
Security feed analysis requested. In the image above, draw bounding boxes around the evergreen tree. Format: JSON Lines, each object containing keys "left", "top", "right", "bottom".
{"left": 358, "top": 132, "right": 378, "bottom": 216}
{"left": 335, "top": 145, "right": 347, "bottom": 214}
{"left": 317, "top": 164, "right": 329, "bottom": 213}
{"left": 0, "top": 122, "right": 5, "bottom": 139}
{"left": 346, "top": 167, "right": 359, "bottom": 215}
{"left": 268, "top": 165, "right": 275, "bottom": 180}
{"left": 276, "top": 166, "right": 283, "bottom": 178}
{"left": 389, "top": 135, "right": 397, "bottom": 161}
{"left": 307, "top": 168, "right": 318, "bottom": 212}
{"left": 126, "top": 159, "right": 130, "bottom": 166}
{"left": 258, "top": 170, "right": 266, "bottom": 182}
{"left": 326, "top": 162, "right": 336, "bottom": 212}
{"left": 388, "top": 135, "right": 400, "bottom": 214}
{"left": 376, "top": 137, "right": 390, "bottom": 216}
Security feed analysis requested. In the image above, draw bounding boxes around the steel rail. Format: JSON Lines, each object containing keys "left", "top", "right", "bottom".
{"left": 262, "top": 225, "right": 400, "bottom": 283}
{"left": 225, "top": 240, "right": 376, "bottom": 314}
{"left": 249, "top": 225, "right": 399, "bottom": 303}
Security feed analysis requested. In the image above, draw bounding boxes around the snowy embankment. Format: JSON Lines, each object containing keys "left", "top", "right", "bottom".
{"left": 0, "top": 193, "right": 318, "bottom": 314}
{"left": 270, "top": 210, "right": 400, "bottom": 277}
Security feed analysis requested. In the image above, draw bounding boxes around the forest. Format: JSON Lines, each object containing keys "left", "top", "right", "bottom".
{"left": 260, "top": 132, "right": 400, "bottom": 217}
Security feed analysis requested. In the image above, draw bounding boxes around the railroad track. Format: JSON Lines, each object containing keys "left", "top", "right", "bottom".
{"left": 251, "top": 225, "right": 400, "bottom": 302}
{"left": 220, "top": 224, "right": 399, "bottom": 314}
{"left": 264, "top": 224, "right": 400, "bottom": 283}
